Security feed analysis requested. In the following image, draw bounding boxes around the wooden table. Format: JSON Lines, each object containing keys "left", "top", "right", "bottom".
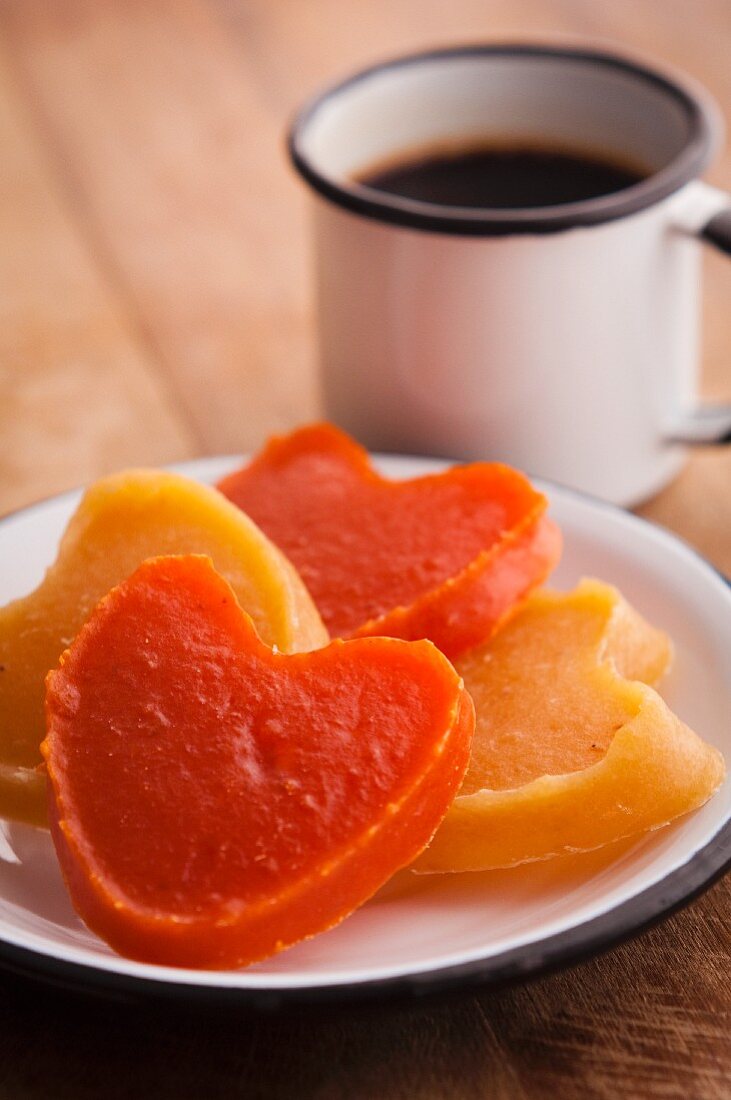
{"left": 0, "top": 1, "right": 729, "bottom": 1096}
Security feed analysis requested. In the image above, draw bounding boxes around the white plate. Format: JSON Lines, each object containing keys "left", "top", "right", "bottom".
{"left": 0, "top": 455, "right": 728, "bottom": 1006}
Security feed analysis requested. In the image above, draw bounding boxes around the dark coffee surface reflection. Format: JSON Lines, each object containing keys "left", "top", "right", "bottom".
{"left": 356, "top": 144, "right": 646, "bottom": 209}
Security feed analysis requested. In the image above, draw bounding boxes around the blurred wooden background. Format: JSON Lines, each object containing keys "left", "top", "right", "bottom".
{"left": 1, "top": 0, "right": 730, "bottom": 571}
{"left": 0, "top": 1, "right": 729, "bottom": 1097}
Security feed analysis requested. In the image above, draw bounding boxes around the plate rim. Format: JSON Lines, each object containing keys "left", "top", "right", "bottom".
{"left": 0, "top": 455, "right": 728, "bottom": 1006}
{"left": 0, "top": 821, "right": 727, "bottom": 1007}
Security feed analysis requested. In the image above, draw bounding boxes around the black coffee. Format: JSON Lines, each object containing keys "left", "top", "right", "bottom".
{"left": 356, "top": 144, "right": 646, "bottom": 209}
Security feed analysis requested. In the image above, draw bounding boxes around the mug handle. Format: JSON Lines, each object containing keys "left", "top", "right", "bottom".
{"left": 667, "top": 181, "right": 731, "bottom": 444}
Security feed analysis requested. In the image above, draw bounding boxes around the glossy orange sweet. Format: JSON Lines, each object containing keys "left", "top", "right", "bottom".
{"left": 0, "top": 470, "right": 327, "bottom": 826}
{"left": 415, "top": 580, "right": 726, "bottom": 872}
{"left": 217, "top": 423, "right": 562, "bottom": 658}
{"left": 43, "top": 555, "right": 474, "bottom": 970}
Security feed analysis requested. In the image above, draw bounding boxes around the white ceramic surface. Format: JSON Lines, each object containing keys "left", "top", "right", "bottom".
{"left": 0, "top": 454, "right": 728, "bottom": 999}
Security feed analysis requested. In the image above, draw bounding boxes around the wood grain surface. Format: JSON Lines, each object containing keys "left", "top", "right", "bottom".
{"left": 0, "top": 1, "right": 728, "bottom": 1096}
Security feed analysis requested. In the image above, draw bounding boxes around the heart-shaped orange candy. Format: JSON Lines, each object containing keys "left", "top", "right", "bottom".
{"left": 218, "top": 423, "right": 561, "bottom": 658}
{"left": 43, "top": 555, "right": 473, "bottom": 970}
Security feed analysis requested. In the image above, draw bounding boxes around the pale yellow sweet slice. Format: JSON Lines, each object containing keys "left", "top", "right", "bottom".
{"left": 415, "top": 579, "right": 725, "bottom": 871}
{"left": 0, "top": 469, "right": 328, "bottom": 826}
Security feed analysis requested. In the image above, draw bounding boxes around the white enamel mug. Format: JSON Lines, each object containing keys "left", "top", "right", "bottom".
{"left": 289, "top": 44, "right": 731, "bottom": 506}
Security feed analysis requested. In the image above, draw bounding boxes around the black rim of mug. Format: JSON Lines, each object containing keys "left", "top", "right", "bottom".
{"left": 287, "top": 43, "right": 717, "bottom": 236}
